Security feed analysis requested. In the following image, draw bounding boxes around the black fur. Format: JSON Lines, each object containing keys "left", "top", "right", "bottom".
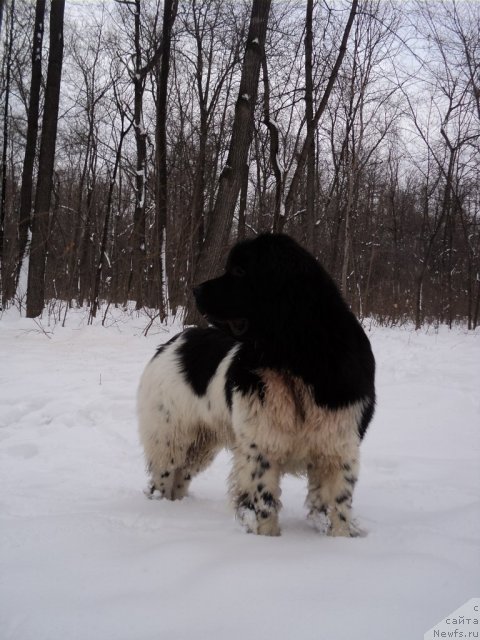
{"left": 153, "top": 333, "right": 181, "bottom": 359}
{"left": 176, "top": 327, "right": 236, "bottom": 397}
{"left": 194, "top": 233, "right": 375, "bottom": 436}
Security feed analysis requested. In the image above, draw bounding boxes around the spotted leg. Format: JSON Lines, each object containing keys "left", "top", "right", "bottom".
{"left": 229, "top": 443, "right": 282, "bottom": 536}
{"left": 306, "top": 453, "right": 365, "bottom": 537}
{"left": 145, "top": 426, "right": 221, "bottom": 500}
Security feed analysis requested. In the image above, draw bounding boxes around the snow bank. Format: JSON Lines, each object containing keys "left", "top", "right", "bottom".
{"left": 1, "top": 309, "right": 479, "bottom": 640}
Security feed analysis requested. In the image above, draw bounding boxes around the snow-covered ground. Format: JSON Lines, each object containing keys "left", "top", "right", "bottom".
{"left": 1, "top": 307, "right": 479, "bottom": 640}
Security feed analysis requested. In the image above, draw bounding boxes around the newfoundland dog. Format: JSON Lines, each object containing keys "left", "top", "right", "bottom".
{"left": 137, "top": 233, "right": 375, "bottom": 536}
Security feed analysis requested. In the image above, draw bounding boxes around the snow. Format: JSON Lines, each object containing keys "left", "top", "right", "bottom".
{"left": 1, "top": 308, "right": 479, "bottom": 640}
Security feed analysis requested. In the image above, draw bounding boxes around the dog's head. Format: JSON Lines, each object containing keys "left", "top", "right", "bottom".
{"left": 193, "top": 233, "right": 340, "bottom": 342}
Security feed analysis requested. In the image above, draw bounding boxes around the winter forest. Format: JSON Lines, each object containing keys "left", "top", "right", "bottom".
{"left": 0, "top": 0, "right": 479, "bottom": 329}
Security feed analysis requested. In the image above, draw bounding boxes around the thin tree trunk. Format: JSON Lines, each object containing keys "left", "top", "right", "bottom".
{"left": 414, "top": 181, "right": 449, "bottom": 330}
{"left": 282, "top": 0, "right": 358, "bottom": 228}
{"left": 0, "top": 0, "right": 14, "bottom": 302}
{"left": 303, "top": 0, "right": 315, "bottom": 251}
{"left": 473, "top": 277, "right": 480, "bottom": 330}
{"left": 187, "top": 1, "right": 210, "bottom": 295}
{"left": 15, "top": 0, "right": 45, "bottom": 296}
{"left": 78, "top": 115, "right": 98, "bottom": 306}
{"left": 26, "top": 0, "right": 65, "bottom": 318}
{"left": 188, "top": 114, "right": 208, "bottom": 281}
{"left": 194, "top": 0, "right": 271, "bottom": 287}
{"left": 130, "top": 0, "right": 147, "bottom": 310}
{"left": 341, "top": 161, "right": 355, "bottom": 295}
{"left": 154, "top": 0, "right": 177, "bottom": 317}
{"left": 0, "top": 0, "right": 5, "bottom": 34}
{"left": 69, "top": 142, "right": 90, "bottom": 304}
{"left": 237, "top": 160, "right": 249, "bottom": 241}
{"left": 261, "top": 54, "right": 282, "bottom": 233}
{"left": 89, "top": 119, "right": 132, "bottom": 322}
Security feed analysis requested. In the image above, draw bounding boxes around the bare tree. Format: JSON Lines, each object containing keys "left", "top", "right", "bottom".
{"left": 0, "top": 0, "right": 476, "bottom": 328}
{"left": 26, "top": 0, "right": 65, "bottom": 318}
{"left": 303, "top": 0, "right": 315, "bottom": 251}
{"left": 89, "top": 91, "right": 133, "bottom": 322}
{"left": 280, "top": 0, "right": 358, "bottom": 230}
{"left": 152, "top": 0, "right": 178, "bottom": 317}
{"left": 0, "top": 0, "right": 5, "bottom": 34}
{"left": 403, "top": 1, "right": 480, "bottom": 328}
{"left": 14, "top": 0, "right": 45, "bottom": 300}
{"left": 69, "top": 18, "right": 110, "bottom": 307}
{"left": 115, "top": 0, "right": 165, "bottom": 309}
{"left": 194, "top": 0, "right": 272, "bottom": 289}
{"left": 0, "top": 0, "right": 14, "bottom": 304}
{"left": 175, "top": 0, "right": 245, "bottom": 319}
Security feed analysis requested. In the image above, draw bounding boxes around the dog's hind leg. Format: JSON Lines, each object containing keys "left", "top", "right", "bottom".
{"left": 143, "top": 425, "right": 223, "bottom": 501}
{"left": 171, "top": 427, "right": 224, "bottom": 499}
{"left": 138, "top": 394, "right": 182, "bottom": 499}
{"left": 143, "top": 439, "right": 185, "bottom": 501}
{"left": 306, "top": 451, "right": 365, "bottom": 537}
{"left": 229, "top": 442, "right": 282, "bottom": 536}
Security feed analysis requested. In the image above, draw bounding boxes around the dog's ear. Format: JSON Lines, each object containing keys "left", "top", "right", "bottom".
{"left": 251, "top": 255, "right": 310, "bottom": 331}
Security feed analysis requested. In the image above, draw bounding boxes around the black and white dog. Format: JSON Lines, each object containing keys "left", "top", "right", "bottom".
{"left": 137, "top": 233, "right": 375, "bottom": 536}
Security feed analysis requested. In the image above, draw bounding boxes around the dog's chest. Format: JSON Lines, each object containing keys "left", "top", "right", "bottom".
{"left": 233, "top": 369, "right": 362, "bottom": 461}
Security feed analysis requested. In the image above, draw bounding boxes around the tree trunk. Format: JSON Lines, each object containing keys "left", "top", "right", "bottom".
{"left": 0, "top": 0, "right": 14, "bottom": 304}
{"left": 153, "top": 0, "right": 177, "bottom": 317}
{"left": 130, "top": 0, "right": 147, "bottom": 310}
{"left": 194, "top": 0, "right": 271, "bottom": 288}
{"left": 26, "top": 0, "right": 65, "bottom": 318}
{"left": 15, "top": 0, "right": 45, "bottom": 297}
{"left": 237, "top": 160, "right": 249, "bottom": 241}
{"left": 303, "top": 0, "right": 315, "bottom": 251}
{"left": 89, "top": 117, "right": 132, "bottom": 322}
{"left": 0, "top": 0, "right": 5, "bottom": 34}
{"left": 261, "top": 53, "right": 282, "bottom": 233}
{"left": 340, "top": 160, "right": 355, "bottom": 296}
{"left": 191, "top": 119, "right": 207, "bottom": 251}
{"left": 78, "top": 121, "right": 98, "bottom": 306}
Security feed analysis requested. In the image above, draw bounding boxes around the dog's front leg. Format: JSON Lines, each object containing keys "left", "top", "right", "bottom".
{"left": 229, "top": 443, "right": 282, "bottom": 536}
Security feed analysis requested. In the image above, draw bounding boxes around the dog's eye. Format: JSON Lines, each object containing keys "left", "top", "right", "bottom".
{"left": 230, "top": 266, "right": 246, "bottom": 277}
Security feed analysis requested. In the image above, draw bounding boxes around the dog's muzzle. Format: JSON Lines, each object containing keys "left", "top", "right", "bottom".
{"left": 193, "top": 284, "right": 249, "bottom": 336}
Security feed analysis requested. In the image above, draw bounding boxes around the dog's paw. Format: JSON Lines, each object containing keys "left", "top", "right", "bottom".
{"left": 144, "top": 482, "right": 164, "bottom": 499}
{"left": 169, "top": 484, "right": 188, "bottom": 500}
{"left": 236, "top": 507, "right": 281, "bottom": 537}
{"left": 237, "top": 506, "right": 258, "bottom": 533}
{"left": 307, "top": 509, "right": 330, "bottom": 535}
{"left": 328, "top": 519, "right": 367, "bottom": 538}
{"left": 307, "top": 510, "right": 367, "bottom": 538}
{"left": 257, "top": 517, "right": 281, "bottom": 537}
{"left": 346, "top": 519, "right": 367, "bottom": 538}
